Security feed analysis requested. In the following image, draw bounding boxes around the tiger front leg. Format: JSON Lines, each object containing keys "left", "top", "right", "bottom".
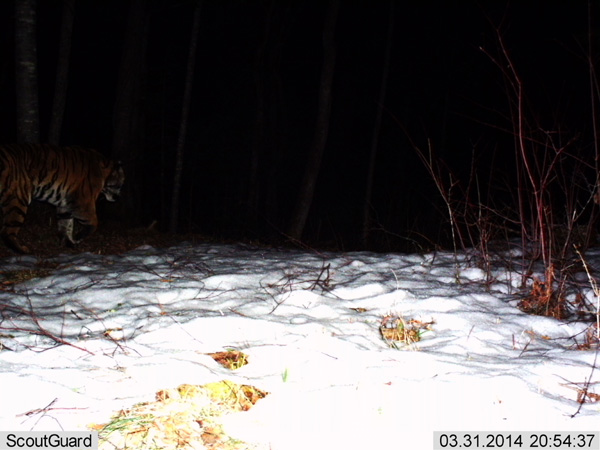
{"left": 73, "top": 221, "right": 97, "bottom": 244}
{"left": 57, "top": 206, "right": 98, "bottom": 247}
{"left": 57, "top": 211, "right": 76, "bottom": 246}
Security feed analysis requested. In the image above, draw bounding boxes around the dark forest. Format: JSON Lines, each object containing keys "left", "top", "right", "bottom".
{"left": 1, "top": 0, "right": 597, "bottom": 253}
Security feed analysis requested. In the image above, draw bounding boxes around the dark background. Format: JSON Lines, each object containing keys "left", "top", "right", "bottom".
{"left": 0, "top": 1, "right": 595, "bottom": 251}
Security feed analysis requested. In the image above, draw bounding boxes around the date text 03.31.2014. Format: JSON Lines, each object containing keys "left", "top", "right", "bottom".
{"left": 433, "top": 432, "right": 599, "bottom": 449}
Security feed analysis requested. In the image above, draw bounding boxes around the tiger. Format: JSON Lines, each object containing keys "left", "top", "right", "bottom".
{"left": 0, "top": 143, "right": 125, "bottom": 253}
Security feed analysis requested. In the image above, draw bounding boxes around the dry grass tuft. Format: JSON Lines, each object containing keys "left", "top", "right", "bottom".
{"left": 518, "top": 266, "right": 567, "bottom": 319}
{"left": 208, "top": 351, "right": 249, "bottom": 370}
{"left": 380, "top": 314, "right": 434, "bottom": 349}
{"left": 94, "top": 381, "right": 268, "bottom": 450}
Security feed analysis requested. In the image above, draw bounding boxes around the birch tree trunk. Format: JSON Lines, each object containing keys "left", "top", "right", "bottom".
{"left": 14, "top": 0, "right": 40, "bottom": 144}
{"left": 169, "top": 0, "right": 202, "bottom": 233}
{"left": 287, "top": 0, "right": 340, "bottom": 240}
{"left": 48, "top": 0, "right": 75, "bottom": 145}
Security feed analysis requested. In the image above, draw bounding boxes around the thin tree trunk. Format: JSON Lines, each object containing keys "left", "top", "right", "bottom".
{"left": 265, "top": 49, "right": 285, "bottom": 229}
{"left": 249, "top": 1, "right": 289, "bottom": 233}
{"left": 113, "top": 0, "right": 146, "bottom": 156}
{"left": 14, "top": 0, "right": 40, "bottom": 144}
{"left": 169, "top": 0, "right": 202, "bottom": 233}
{"left": 247, "top": 2, "right": 272, "bottom": 226}
{"left": 48, "top": 0, "right": 75, "bottom": 145}
{"left": 287, "top": 0, "right": 340, "bottom": 240}
{"left": 265, "top": 5, "right": 289, "bottom": 232}
{"left": 361, "top": 0, "right": 394, "bottom": 247}
{"left": 112, "top": 0, "right": 148, "bottom": 225}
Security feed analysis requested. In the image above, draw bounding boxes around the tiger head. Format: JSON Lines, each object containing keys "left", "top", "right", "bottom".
{"left": 102, "top": 161, "right": 125, "bottom": 202}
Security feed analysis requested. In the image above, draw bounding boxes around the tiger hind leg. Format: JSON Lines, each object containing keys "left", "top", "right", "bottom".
{"left": 1, "top": 201, "right": 31, "bottom": 253}
{"left": 1, "top": 232, "right": 30, "bottom": 254}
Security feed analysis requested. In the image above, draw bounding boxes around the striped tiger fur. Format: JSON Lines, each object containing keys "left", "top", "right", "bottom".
{"left": 0, "top": 144, "right": 125, "bottom": 253}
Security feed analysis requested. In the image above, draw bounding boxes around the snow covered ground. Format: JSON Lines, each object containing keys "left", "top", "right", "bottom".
{"left": 0, "top": 242, "right": 598, "bottom": 449}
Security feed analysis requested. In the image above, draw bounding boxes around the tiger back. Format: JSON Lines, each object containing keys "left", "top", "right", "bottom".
{"left": 0, "top": 144, "right": 125, "bottom": 253}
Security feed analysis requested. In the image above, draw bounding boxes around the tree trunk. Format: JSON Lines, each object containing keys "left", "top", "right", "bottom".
{"left": 14, "top": 0, "right": 40, "bottom": 144}
{"left": 112, "top": 0, "right": 148, "bottom": 225}
{"left": 246, "top": 3, "right": 271, "bottom": 227}
{"left": 48, "top": 0, "right": 75, "bottom": 145}
{"left": 248, "top": 1, "right": 289, "bottom": 233}
{"left": 169, "top": 0, "right": 202, "bottom": 233}
{"left": 287, "top": 0, "right": 340, "bottom": 240}
{"left": 361, "top": 0, "right": 394, "bottom": 247}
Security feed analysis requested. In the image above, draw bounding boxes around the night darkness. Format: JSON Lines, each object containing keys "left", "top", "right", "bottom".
{"left": 0, "top": 1, "right": 596, "bottom": 252}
